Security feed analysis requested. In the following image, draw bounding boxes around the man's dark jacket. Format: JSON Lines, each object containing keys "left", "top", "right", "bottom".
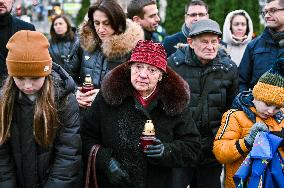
{"left": 0, "top": 15, "right": 35, "bottom": 87}
{"left": 163, "top": 31, "right": 187, "bottom": 57}
{"left": 168, "top": 46, "right": 239, "bottom": 166}
{"left": 238, "top": 27, "right": 284, "bottom": 92}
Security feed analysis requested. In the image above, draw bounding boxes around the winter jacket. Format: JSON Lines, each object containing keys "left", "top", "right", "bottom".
{"left": 168, "top": 46, "right": 239, "bottom": 166}
{"left": 0, "top": 64, "right": 82, "bottom": 188}
{"left": 213, "top": 92, "right": 284, "bottom": 188}
{"left": 238, "top": 27, "right": 284, "bottom": 92}
{"left": 163, "top": 31, "right": 187, "bottom": 57}
{"left": 78, "top": 19, "right": 144, "bottom": 88}
{"left": 0, "top": 15, "right": 35, "bottom": 87}
{"left": 222, "top": 10, "right": 253, "bottom": 66}
{"left": 49, "top": 36, "right": 82, "bottom": 83}
{"left": 80, "top": 63, "right": 201, "bottom": 188}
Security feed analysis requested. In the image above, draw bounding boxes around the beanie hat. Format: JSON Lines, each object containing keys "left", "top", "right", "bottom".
{"left": 6, "top": 30, "right": 52, "bottom": 77}
{"left": 128, "top": 40, "right": 167, "bottom": 72}
{"left": 252, "top": 58, "right": 284, "bottom": 107}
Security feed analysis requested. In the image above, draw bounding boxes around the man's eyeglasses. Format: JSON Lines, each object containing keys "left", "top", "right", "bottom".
{"left": 186, "top": 13, "right": 208, "bottom": 18}
{"left": 261, "top": 8, "right": 284, "bottom": 17}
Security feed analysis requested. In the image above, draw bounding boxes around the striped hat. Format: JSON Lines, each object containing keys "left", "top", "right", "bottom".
{"left": 252, "top": 58, "right": 284, "bottom": 107}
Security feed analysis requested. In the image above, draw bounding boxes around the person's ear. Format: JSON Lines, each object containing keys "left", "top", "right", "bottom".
{"left": 187, "top": 38, "right": 194, "bottom": 48}
{"left": 132, "top": 15, "right": 141, "bottom": 23}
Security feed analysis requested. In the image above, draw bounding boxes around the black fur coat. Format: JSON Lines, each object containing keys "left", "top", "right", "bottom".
{"left": 81, "top": 63, "right": 201, "bottom": 188}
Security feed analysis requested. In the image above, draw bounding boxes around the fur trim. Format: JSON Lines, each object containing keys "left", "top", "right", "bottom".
{"left": 79, "top": 19, "right": 144, "bottom": 58}
{"left": 78, "top": 21, "right": 100, "bottom": 52}
{"left": 101, "top": 63, "right": 190, "bottom": 116}
{"left": 175, "top": 43, "right": 188, "bottom": 49}
{"left": 102, "top": 19, "right": 144, "bottom": 59}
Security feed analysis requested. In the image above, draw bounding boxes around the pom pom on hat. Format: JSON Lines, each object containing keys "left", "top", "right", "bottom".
{"left": 128, "top": 40, "right": 167, "bottom": 72}
{"left": 252, "top": 58, "right": 284, "bottom": 107}
{"left": 6, "top": 30, "right": 52, "bottom": 77}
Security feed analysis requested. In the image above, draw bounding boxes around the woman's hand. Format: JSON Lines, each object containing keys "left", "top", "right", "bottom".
{"left": 75, "top": 87, "right": 99, "bottom": 108}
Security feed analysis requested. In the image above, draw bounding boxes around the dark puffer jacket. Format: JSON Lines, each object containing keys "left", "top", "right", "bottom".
{"left": 168, "top": 46, "right": 239, "bottom": 166}
{"left": 49, "top": 37, "right": 82, "bottom": 83}
{"left": 78, "top": 19, "right": 144, "bottom": 88}
{"left": 0, "top": 64, "right": 82, "bottom": 188}
{"left": 238, "top": 27, "right": 284, "bottom": 92}
{"left": 81, "top": 63, "right": 201, "bottom": 188}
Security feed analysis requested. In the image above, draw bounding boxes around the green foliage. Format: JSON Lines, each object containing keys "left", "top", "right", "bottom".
{"left": 75, "top": 0, "right": 90, "bottom": 26}
{"left": 164, "top": 0, "right": 264, "bottom": 35}
{"left": 164, "top": 0, "right": 188, "bottom": 35}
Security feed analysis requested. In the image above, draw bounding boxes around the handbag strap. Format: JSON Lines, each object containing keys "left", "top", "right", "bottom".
{"left": 85, "top": 144, "right": 100, "bottom": 188}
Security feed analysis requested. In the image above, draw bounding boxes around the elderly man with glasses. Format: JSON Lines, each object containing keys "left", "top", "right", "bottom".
{"left": 163, "top": 0, "right": 209, "bottom": 57}
{"left": 239, "top": 0, "right": 284, "bottom": 92}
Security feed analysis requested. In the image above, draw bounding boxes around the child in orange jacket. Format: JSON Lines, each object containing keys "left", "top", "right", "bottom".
{"left": 213, "top": 58, "right": 284, "bottom": 188}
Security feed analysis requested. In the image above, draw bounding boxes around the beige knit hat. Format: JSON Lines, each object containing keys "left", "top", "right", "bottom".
{"left": 6, "top": 30, "right": 52, "bottom": 77}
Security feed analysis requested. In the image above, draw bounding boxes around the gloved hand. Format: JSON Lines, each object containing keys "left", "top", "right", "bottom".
{"left": 107, "top": 158, "right": 130, "bottom": 185}
{"left": 244, "top": 122, "right": 269, "bottom": 145}
{"left": 144, "top": 139, "right": 165, "bottom": 159}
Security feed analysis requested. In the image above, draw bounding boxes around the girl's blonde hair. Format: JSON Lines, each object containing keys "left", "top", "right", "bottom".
{"left": 0, "top": 76, "right": 59, "bottom": 147}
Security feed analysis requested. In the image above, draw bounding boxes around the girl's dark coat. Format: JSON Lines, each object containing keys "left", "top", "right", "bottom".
{"left": 0, "top": 64, "right": 82, "bottom": 188}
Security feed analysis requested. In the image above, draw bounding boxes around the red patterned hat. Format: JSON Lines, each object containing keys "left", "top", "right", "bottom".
{"left": 128, "top": 40, "right": 167, "bottom": 72}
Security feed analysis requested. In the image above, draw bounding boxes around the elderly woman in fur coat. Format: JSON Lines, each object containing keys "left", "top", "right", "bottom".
{"left": 76, "top": 0, "right": 144, "bottom": 108}
{"left": 81, "top": 40, "right": 201, "bottom": 188}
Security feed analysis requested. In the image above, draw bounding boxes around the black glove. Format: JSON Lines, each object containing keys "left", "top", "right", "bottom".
{"left": 107, "top": 158, "right": 130, "bottom": 185}
{"left": 244, "top": 122, "right": 268, "bottom": 146}
{"left": 144, "top": 139, "right": 165, "bottom": 159}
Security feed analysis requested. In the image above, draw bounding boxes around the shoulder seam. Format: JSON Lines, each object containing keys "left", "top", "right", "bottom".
{"left": 218, "top": 109, "right": 239, "bottom": 140}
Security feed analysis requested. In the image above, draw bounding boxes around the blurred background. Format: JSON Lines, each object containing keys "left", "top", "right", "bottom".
{"left": 13, "top": 0, "right": 265, "bottom": 39}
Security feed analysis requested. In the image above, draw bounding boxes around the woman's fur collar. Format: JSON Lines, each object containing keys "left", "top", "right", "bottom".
{"left": 79, "top": 19, "right": 144, "bottom": 59}
{"left": 101, "top": 63, "right": 190, "bottom": 116}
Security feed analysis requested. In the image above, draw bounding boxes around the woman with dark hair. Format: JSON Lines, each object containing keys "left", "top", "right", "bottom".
{"left": 76, "top": 0, "right": 144, "bottom": 108}
{"left": 49, "top": 15, "right": 81, "bottom": 82}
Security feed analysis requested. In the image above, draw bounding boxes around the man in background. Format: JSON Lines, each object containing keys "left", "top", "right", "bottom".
{"left": 238, "top": 0, "right": 284, "bottom": 92}
{"left": 127, "top": 0, "right": 160, "bottom": 41}
{"left": 0, "top": 0, "right": 35, "bottom": 87}
{"left": 163, "top": 0, "right": 209, "bottom": 57}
